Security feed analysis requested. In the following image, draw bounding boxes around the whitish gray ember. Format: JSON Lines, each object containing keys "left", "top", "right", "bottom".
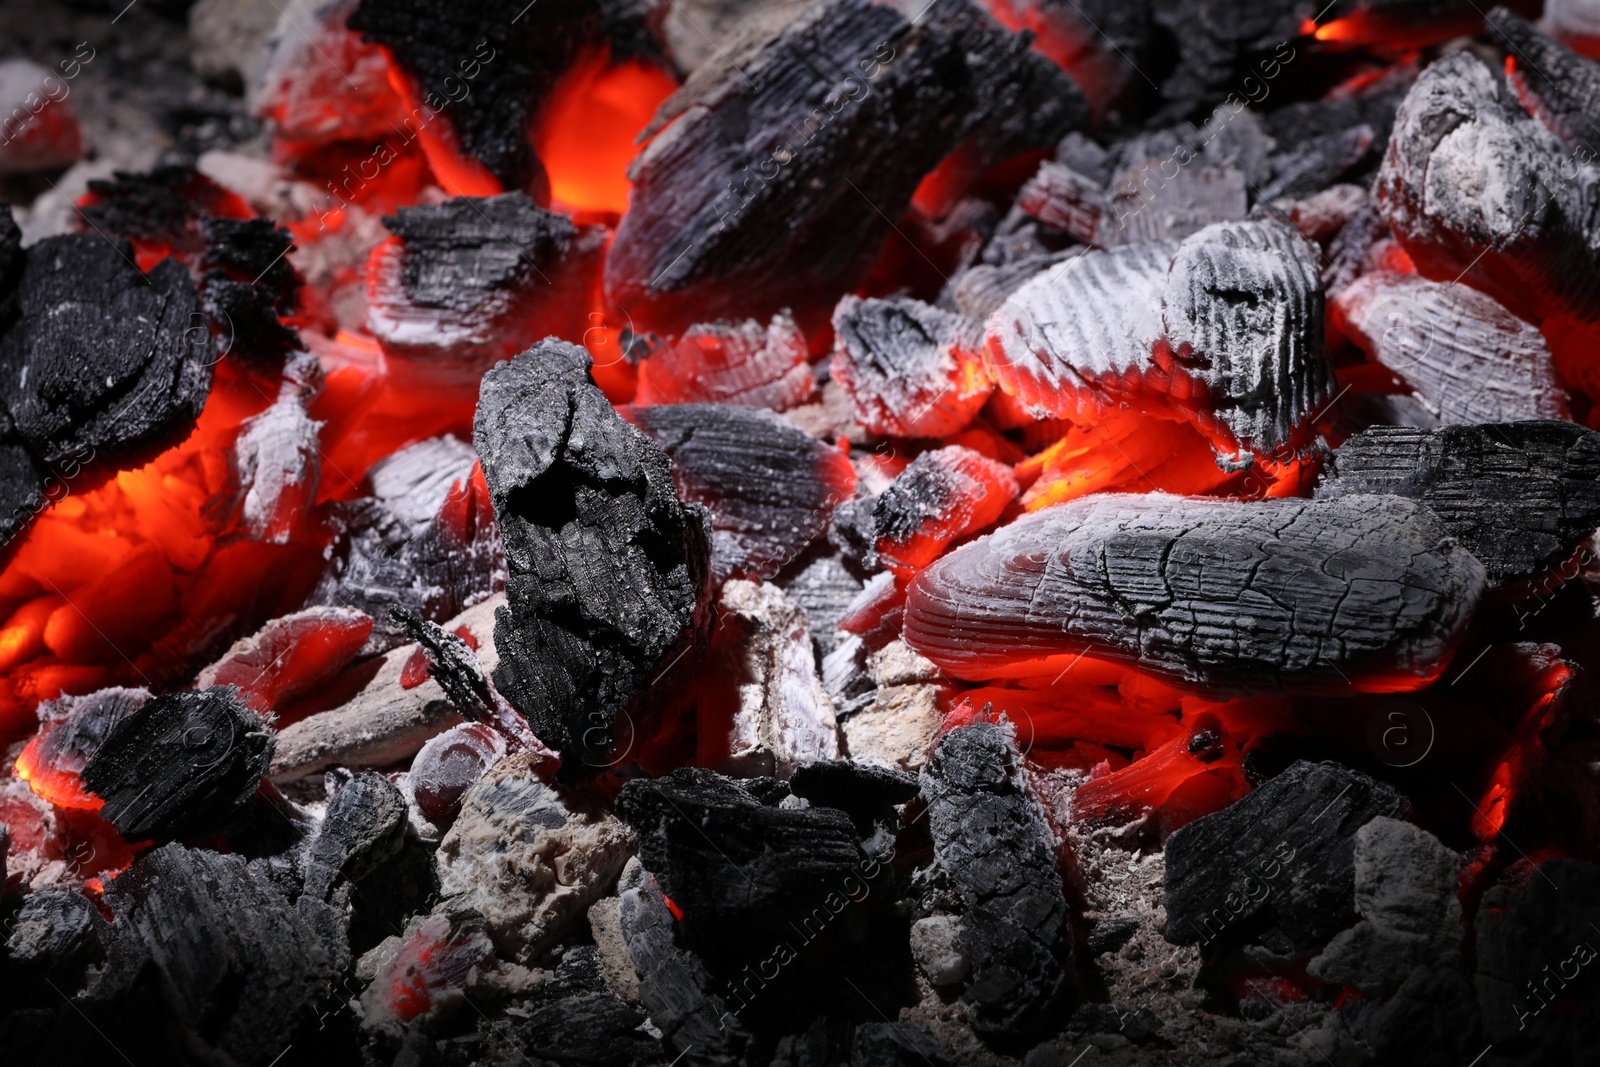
{"left": 1486, "top": 6, "right": 1600, "bottom": 156}
{"left": 830, "top": 296, "right": 992, "bottom": 439}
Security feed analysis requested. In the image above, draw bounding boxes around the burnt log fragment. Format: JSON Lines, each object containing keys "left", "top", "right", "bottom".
{"left": 476, "top": 341, "right": 711, "bottom": 772}
{"left": 606, "top": 0, "right": 1084, "bottom": 334}
{"left": 3, "top": 890, "right": 107, "bottom": 989}
{"left": 348, "top": 0, "right": 580, "bottom": 193}
{"left": 830, "top": 296, "right": 992, "bottom": 439}
{"left": 625, "top": 402, "right": 856, "bottom": 581}
{"left": 91, "top": 842, "right": 350, "bottom": 1065}
{"left": 872, "top": 445, "right": 1018, "bottom": 579}
{"left": 0, "top": 233, "right": 214, "bottom": 470}
{"left": 920, "top": 723, "right": 1070, "bottom": 1042}
{"left": 1163, "top": 761, "right": 1408, "bottom": 954}
{"left": 1317, "top": 422, "right": 1600, "bottom": 588}
{"left": 302, "top": 770, "right": 409, "bottom": 900}
{"left": 80, "top": 687, "right": 274, "bottom": 842}
{"left": 903, "top": 493, "right": 1487, "bottom": 693}
{"left": 393, "top": 606, "right": 539, "bottom": 749}
{"left": 1486, "top": 6, "right": 1600, "bottom": 157}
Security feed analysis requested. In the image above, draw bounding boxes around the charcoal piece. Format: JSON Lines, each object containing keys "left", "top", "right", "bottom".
{"left": 393, "top": 607, "right": 538, "bottom": 749}
{"left": 368, "top": 192, "right": 604, "bottom": 393}
{"left": 598, "top": 0, "right": 669, "bottom": 63}
{"left": 625, "top": 402, "right": 854, "bottom": 582}
{"left": 1017, "top": 161, "right": 1108, "bottom": 246}
{"left": 1259, "top": 70, "right": 1409, "bottom": 171}
{"left": 3, "top": 891, "right": 107, "bottom": 987}
{"left": 517, "top": 991, "right": 663, "bottom": 1066}
{"left": 477, "top": 342, "right": 710, "bottom": 771}
{"left": 790, "top": 759, "right": 916, "bottom": 861}
{"left": 0, "top": 234, "right": 214, "bottom": 469}
{"left": 778, "top": 551, "right": 866, "bottom": 656}
{"left": 80, "top": 687, "right": 274, "bottom": 842}
{"left": 850, "top": 1022, "right": 945, "bottom": 1067}
{"left": 945, "top": 248, "right": 1083, "bottom": 323}
{"left": 1333, "top": 272, "right": 1568, "bottom": 425}
{"left": 830, "top": 297, "right": 992, "bottom": 439}
{"left": 903, "top": 493, "right": 1487, "bottom": 693}
{"left": 1148, "top": 1, "right": 1302, "bottom": 121}
{"left": 1348, "top": 964, "right": 1482, "bottom": 1065}
{"left": 25, "top": 688, "right": 151, "bottom": 782}
{"left": 93, "top": 842, "right": 349, "bottom": 1064}
{"left": 302, "top": 770, "right": 409, "bottom": 900}
{"left": 1104, "top": 162, "right": 1250, "bottom": 247}
{"left": 618, "top": 862, "right": 753, "bottom": 1065}
{"left": 1162, "top": 760, "right": 1408, "bottom": 953}
{"left": 873, "top": 445, "right": 1018, "bottom": 579}
{"left": 0, "top": 198, "right": 23, "bottom": 328}
{"left": 1257, "top": 124, "right": 1375, "bottom": 202}
{"left": 1318, "top": 422, "right": 1600, "bottom": 587}
{"left": 1486, "top": 6, "right": 1600, "bottom": 156}
{"left": 920, "top": 724, "right": 1070, "bottom": 1040}
{"left": 606, "top": 0, "right": 1082, "bottom": 333}
{"left": 984, "top": 0, "right": 1151, "bottom": 118}
{"left": 76, "top": 165, "right": 248, "bottom": 253}
{"left": 616, "top": 767, "right": 871, "bottom": 958}
{"left": 349, "top": 0, "right": 584, "bottom": 191}
{"left": 1376, "top": 52, "right": 1600, "bottom": 324}
{"left": 409, "top": 721, "right": 507, "bottom": 828}
{"left": 1475, "top": 858, "right": 1600, "bottom": 1058}
{"left": 198, "top": 216, "right": 304, "bottom": 366}
{"left": 215, "top": 382, "right": 322, "bottom": 544}
{"left": 1322, "top": 200, "right": 1390, "bottom": 298}
{"left": 636, "top": 312, "right": 814, "bottom": 410}
{"left": 366, "top": 434, "right": 477, "bottom": 538}
{"left": 0, "top": 419, "right": 40, "bottom": 545}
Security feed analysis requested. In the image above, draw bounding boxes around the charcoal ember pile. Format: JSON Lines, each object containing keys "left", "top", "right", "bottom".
{"left": 8, "top": 0, "right": 1600, "bottom": 1064}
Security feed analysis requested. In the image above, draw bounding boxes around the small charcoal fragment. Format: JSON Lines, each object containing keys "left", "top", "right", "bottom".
{"left": 1162, "top": 760, "right": 1409, "bottom": 953}
{"left": 214, "top": 375, "right": 323, "bottom": 543}
{"left": 365, "top": 434, "right": 478, "bottom": 538}
{"left": 4, "top": 890, "right": 107, "bottom": 988}
{"left": 92, "top": 842, "right": 349, "bottom": 1064}
{"left": 904, "top": 493, "right": 1487, "bottom": 693}
{"left": 1147, "top": 1, "right": 1303, "bottom": 121}
{"left": 635, "top": 312, "right": 814, "bottom": 410}
{"left": 477, "top": 342, "right": 711, "bottom": 771}
{"left": 873, "top": 445, "right": 1018, "bottom": 579}
{"left": 0, "top": 234, "right": 214, "bottom": 469}
{"left": 626, "top": 402, "right": 855, "bottom": 581}
{"left": 302, "top": 770, "right": 410, "bottom": 900}
{"left": 81, "top": 687, "right": 274, "bottom": 842}
{"left": 1487, "top": 6, "right": 1600, "bottom": 156}
{"left": 921, "top": 723, "right": 1070, "bottom": 1041}
{"left": 409, "top": 721, "right": 507, "bottom": 828}
{"left": 368, "top": 192, "right": 605, "bottom": 394}
{"left": 1317, "top": 422, "right": 1600, "bottom": 587}
{"left": 196, "top": 606, "right": 372, "bottom": 713}
{"left": 358, "top": 910, "right": 526, "bottom": 1034}
{"left": 1334, "top": 272, "right": 1568, "bottom": 425}
{"left": 393, "top": 606, "right": 539, "bottom": 750}
{"left": 831, "top": 297, "right": 993, "bottom": 439}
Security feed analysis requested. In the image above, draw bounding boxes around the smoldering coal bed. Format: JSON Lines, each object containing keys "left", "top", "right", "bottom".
{"left": 1, "top": 0, "right": 1599, "bottom": 1065}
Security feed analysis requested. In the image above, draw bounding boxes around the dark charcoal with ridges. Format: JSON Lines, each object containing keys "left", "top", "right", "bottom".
{"left": 921, "top": 723, "right": 1070, "bottom": 1041}
{"left": 1317, "top": 422, "right": 1600, "bottom": 587}
{"left": 476, "top": 341, "right": 710, "bottom": 772}
{"left": 1163, "top": 760, "right": 1409, "bottom": 953}
{"left": 903, "top": 493, "right": 1487, "bottom": 693}
{"left": 625, "top": 403, "right": 855, "bottom": 581}
{"left": 80, "top": 687, "right": 274, "bottom": 842}
{"left": 1486, "top": 6, "right": 1600, "bottom": 156}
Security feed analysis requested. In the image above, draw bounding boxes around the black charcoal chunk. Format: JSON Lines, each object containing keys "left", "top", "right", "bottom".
{"left": 517, "top": 991, "right": 663, "bottom": 1066}
{"left": 3, "top": 891, "right": 107, "bottom": 988}
{"left": 904, "top": 493, "right": 1487, "bottom": 694}
{"left": 476, "top": 341, "right": 710, "bottom": 772}
{"left": 198, "top": 216, "right": 304, "bottom": 366}
{"left": 382, "top": 192, "right": 574, "bottom": 311}
{"left": 607, "top": 0, "right": 1082, "bottom": 333}
{"left": 850, "top": 1021, "right": 945, "bottom": 1066}
{"left": 302, "top": 770, "right": 409, "bottom": 900}
{"left": 0, "top": 234, "right": 214, "bottom": 469}
{"left": 92, "top": 842, "right": 350, "bottom": 1065}
{"left": 1149, "top": 1, "right": 1303, "bottom": 121}
{"left": 0, "top": 431, "right": 43, "bottom": 548}
{"left": 349, "top": 0, "right": 581, "bottom": 193}
{"left": 626, "top": 403, "right": 855, "bottom": 581}
{"left": 1486, "top": 6, "right": 1600, "bottom": 156}
{"left": 791, "top": 759, "right": 917, "bottom": 860}
{"left": 920, "top": 723, "right": 1070, "bottom": 1041}
{"left": 1318, "top": 423, "right": 1600, "bottom": 587}
{"left": 617, "top": 767, "right": 871, "bottom": 959}
{"left": 0, "top": 199, "right": 23, "bottom": 329}
{"left": 80, "top": 687, "right": 274, "bottom": 842}
{"left": 1162, "top": 760, "right": 1408, "bottom": 953}
{"left": 393, "top": 607, "right": 534, "bottom": 747}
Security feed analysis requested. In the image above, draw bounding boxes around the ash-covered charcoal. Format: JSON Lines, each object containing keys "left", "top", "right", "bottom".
{"left": 1162, "top": 760, "right": 1408, "bottom": 954}
{"left": 1317, "top": 422, "right": 1600, "bottom": 588}
{"left": 1487, "top": 6, "right": 1600, "bottom": 156}
{"left": 347, "top": 0, "right": 591, "bottom": 193}
{"left": 0, "top": 234, "right": 214, "bottom": 470}
{"left": 1256, "top": 123, "right": 1375, "bottom": 202}
{"left": 989, "top": 218, "right": 1336, "bottom": 462}
{"left": 606, "top": 0, "right": 1083, "bottom": 334}
{"left": 903, "top": 493, "right": 1488, "bottom": 693}
{"left": 626, "top": 402, "right": 855, "bottom": 581}
{"left": 830, "top": 297, "right": 993, "bottom": 439}
{"left": 435, "top": 751, "right": 636, "bottom": 961}
{"left": 920, "top": 723, "right": 1070, "bottom": 1041}
{"left": 1016, "top": 161, "right": 1110, "bottom": 246}
{"left": 80, "top": 687, "right": 274, "bottom": 842}
{"left": 946, "top": 247, "right": 1084, "bottom": 324}
{"left": 477, "top": 342, "right": 711, "bottom": 771}
{"left": 635, "top": 312, "right": 815, "bottom": 410}
{"left": 302, "top": 770, "right": 410, "bottom": 900}
{"left": 91, "top": 842, "right": 349, "bottom": 1064}
{"left": 616, "top": 767, "right": 873, "bottom": 959}
{"left": 618, "top": 860, "right": 755, "bottom": 1064}
{"left": 515, "top": 989, "right": 663, "bottom": 1067}
{"left": 358, "top": 909, "right": 534, "bottom": 1037}
{"left": 3, "top": 890, "right": 107, "bottom": 989}
{"left": 367, "top": 192, "right": 606, "bottom": 394}
{"left": 1323, "top": 199, "right": 1392, "bottom": 299}
{"left": 1104, "top": 161, "right": 1250, "bottom": 248}
{"left": 873, "top": 445, "right": 1018, "bottom": 580}
{"left": 409, "top": 721, "right": 507, "bottom": 829}
{"left": 779, "top": 550, "right": 866, "bottom": 658}
{"left": 366, "top": 434, "right": 478, "bottom": 538}
{"left": 1377, "top": 52, "right": 1600, "bottom": 325}
{"left": 212, "top": 371, "right": 323, "bottom": 543}
{"left": 393, "top": 607, "right": 539, "bottom": 750}
{"left": 1333, "top": 272, "right": 1568, "bottom": 425}
{"left": 700, "top": 579, "right": 840, "bottom": 778}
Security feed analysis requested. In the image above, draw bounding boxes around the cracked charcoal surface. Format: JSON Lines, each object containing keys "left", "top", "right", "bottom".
{"left": 606, "top": 0, "right": 1082, "bottom": 334}
{"left": 1486, "top": 6, "right": 1600, "bottom": 157}
{"left": 80, "top": 687, "right": 274, "bottom": 843}
{"left": 1317, "top": 422, "right": 1600, "bottom": 587}
{"left": 302, "top": 770, "right": 409, "bottom": 902}
{"left": 1163, "top": 760, "right": 1409, "bottom": 954}
{"left": 476, "top": 340, "right": 710, "bottom": 772}
{"left": 830, "top": 296, "right": 990, "bottom": 439}
{"left": 921, "top": 723, "right": 1070, "bottom": 1041}
{"left": 1333, "top": 272, "right": 1568, "bottom": 426}
{"left": 903, "top": 492, "right": 1487, "bottom": 693}
{"left": 382, "top": 192, "right": 576, "bottom": 312}
{"left": 626, "top": 402, "right": 854, "bottom": 582}
{"left": 348, "top": 0, "right": 577, "bottom": 193}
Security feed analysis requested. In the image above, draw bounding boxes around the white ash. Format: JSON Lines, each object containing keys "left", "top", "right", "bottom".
{"left": 840, "top": 684, "right": 945, "bottom": 771}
